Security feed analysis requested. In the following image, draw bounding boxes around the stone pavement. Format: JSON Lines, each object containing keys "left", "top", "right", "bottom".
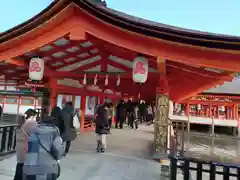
{"left": 0, "top": 125, "right": 162, "bottom": 180}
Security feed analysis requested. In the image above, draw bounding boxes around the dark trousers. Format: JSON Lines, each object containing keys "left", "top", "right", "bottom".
{"left": 14, "top": 163, "right": 23, "bottom": 180}
{"left": 24, "top": 174, "right": 57, "bottom": 180}
{"left": 65, "top": 141, "right": 71, "bottom": 154}
{"left": 119, "top": 117, "right": 126, "bottom": 129}
{"left": 139, "top": 113, "right": 146, "bottom": 123}
{"left": 115, "top": 118, "right": 119, "bottom": 128}
{"left": 128, "top": 114, "right": 134, "bottom": 129}
{"left": 108, "top": 118, "right": 112, "bottom": 132}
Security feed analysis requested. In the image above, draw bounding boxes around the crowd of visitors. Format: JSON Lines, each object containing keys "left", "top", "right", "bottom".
{"left": 93, "top": 99, "right": 156, "bottom": 154}
{"left": 115, "top": 99, "right": 155, "bottom": 129}
{"left": 14, "top": 101, "right": 78, "bottom": 180}
{"left": 13, "top": 98, "right": 155, "bottom": 179}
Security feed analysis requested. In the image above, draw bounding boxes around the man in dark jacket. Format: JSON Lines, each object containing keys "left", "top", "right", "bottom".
{"left": 139, "top": 101, "right": 147, "bottom": 123}
{"left": 95, "top": 102, "right": 109, "bottom": 153}
{"left": 126, "top": 100, "right": 135, "bottom": 129}
{"left": 61, "top": 101, "right": 77, "bottom": 156}
{"left": 0, "top": 105, "right": 2, "bottom": 120}
{"left": 116, "top": 100, "right": 126, "bottom": 129}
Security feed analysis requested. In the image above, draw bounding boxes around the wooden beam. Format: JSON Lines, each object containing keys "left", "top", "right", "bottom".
{"left": 69, "top": 28, "right": 86, "bottom": 40}
{"left": 76, "top": 9, "right": 240, "bottom": 72}
{"left": 46, "top": 46, "right": 97, "bottom": 68}
{"left": 171, "top": 78, "right": 224, "bottom": 102}
{"left": 70, "top": 59, "right": 101, "bottom": 73}
{"left": 167, "top": 61, "right": 232, "bottom": 81}
{"left": 107, "top": 59, "right": 131, "bottom": 72}
{"left": 100, "top": 52, "right": 108, "bottom": 72}
{"left": 89, "top": 37, "right": 158, "bottom": 69}
{"left": 54, "top": 53, "right": 100, "bottom": 70}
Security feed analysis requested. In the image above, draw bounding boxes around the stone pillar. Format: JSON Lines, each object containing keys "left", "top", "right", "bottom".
{"left": 154, "top": 93, "right": 169, "bottom": 154}
{"left": 154, "top": 58, "right": 170, "bottom": 155}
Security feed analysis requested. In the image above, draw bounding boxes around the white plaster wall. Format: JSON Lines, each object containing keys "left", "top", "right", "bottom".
{"left": 74, "top": 96, "right": 81, "bottom": 109}
{"left": 4, "top": 104, "right": 18, "bottom": 114}
{"left": 57, "top": 95, "right": 63, "bottom": 109}
{"left": 56, "top": 95, "right": 96, "bottom": 116}
{"left": 18, "top": 105, "right": 35, "bottom": 115}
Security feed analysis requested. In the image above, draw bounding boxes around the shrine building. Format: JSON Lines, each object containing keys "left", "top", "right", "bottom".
{"left": 1, "top": 0, "right": 240, "bottom": 154}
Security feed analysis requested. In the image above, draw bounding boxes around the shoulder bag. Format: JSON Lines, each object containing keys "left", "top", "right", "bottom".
{"left": 36, "top": 134, "right": 61, "bottom": 178}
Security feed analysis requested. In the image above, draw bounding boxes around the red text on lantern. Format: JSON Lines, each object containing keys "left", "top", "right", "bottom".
{"left": 29, "top": 62, "right": 41, "bottom": 72}
{"left": 133, "top": 62, "right": 146, "bottom": 74}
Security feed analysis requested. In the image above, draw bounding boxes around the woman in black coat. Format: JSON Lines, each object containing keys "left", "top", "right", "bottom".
{"left": 61, "top": 102, "right": 77, "bottom": 156}
{"left": 95, "top": 103, "right": 109, "bottom": 152}
{"left": 51, "top": 106, "right": 65, "bottom": 136}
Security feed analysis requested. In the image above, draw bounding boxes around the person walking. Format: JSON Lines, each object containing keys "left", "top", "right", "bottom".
{"left": 107, "top": 103, "right": 113, "bottom": 133}
{"left": 22, "top": 112, "right": 64, "bottom": 180}
{"left": 146, "top": 104, "right": 154, "bottom": 125}
{"left": 0, "top": 105, "right": 2, "bottom": 120}
{"left": 61, "top": 102, "right": 77, "bottom": 156}
{"left": 95, "top": 102, "right": 109, "bottom": 153}
{"left": 134, "top": 104, "right": 139, "bottom": 129}
{"left": 126, "top": 100, "right": 135, "bottom": 129}
{"left": 139, "top": 101, "right": 146, "bottom": 123}
{"left": 51, "top": 106, "right": 65, "bottom": 136}
{"left": 14, "top": 109, "right": 37, "bottom": 180}
{"left": 116, "top": 100, "right": 126, "bottom": 129}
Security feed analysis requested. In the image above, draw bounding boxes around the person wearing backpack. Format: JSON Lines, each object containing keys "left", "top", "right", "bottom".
{"left": 22, "top": 109, "right": 64, "bottom": 180}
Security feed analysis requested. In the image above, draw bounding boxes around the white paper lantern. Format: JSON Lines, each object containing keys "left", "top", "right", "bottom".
{"left": 29, "top": 57, "right": 44, "bottom": 81}
{"left": 132, "top": 55, "right": 148, "bottom": 83}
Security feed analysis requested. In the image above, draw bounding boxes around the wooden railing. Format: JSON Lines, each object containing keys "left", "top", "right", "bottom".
{"left": 169, "top": 156, "right": 240, "bottom": 180}
{"left": 83, "top": 117, "right": 95, "bottom": 131}
{"left": 0, "top": 124, "right": 18, "bottom": 156}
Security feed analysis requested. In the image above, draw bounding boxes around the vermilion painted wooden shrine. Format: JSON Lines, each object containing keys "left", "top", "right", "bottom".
{"left": 1, "top": 0, "right": 240, "bottom": 154}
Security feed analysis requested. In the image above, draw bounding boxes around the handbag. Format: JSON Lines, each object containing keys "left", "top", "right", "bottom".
{"left": 73, "top": 113, "right": 80, "bottom": 129}
{"left": 36, "top": 135, "right": 61, "bottom": 178}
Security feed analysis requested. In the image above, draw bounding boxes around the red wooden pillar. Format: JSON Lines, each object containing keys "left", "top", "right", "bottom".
{"left": 100, "top": 96, "right": 104, "bottom": 104}
{"left": 50, "top": 78, "right": 57, "bottom": 112}
{"left": 80, "top": 95, "right": 86, "bottom": 133}
{"left": 186, "top": 103, "right": 190, "bottom": 132}
{"left": 2, "top": 96, "right": 5, "bottom": 113}
{"left": 235, "top": 104, "right": 239, "bottom": 120}
{"left": 217, "top": 105, "right": 219, "bottom": 118}
{"left": 209, "top": 103, "right": 212, "bottom": 118}
{"left": 186, "top": 103, "right": 189, "bottom": 116}
{"left": 225, "top": 106, "right": 230, "bottom": 119}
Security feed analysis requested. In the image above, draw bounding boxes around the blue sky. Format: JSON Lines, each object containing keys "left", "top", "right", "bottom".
{"left": 0, "top": 0, "right": 239, "bottom": 36}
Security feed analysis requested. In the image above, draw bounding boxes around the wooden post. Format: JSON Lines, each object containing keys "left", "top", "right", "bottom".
{"left": 186, "top": 103, "right": 190, "bottom": 132}
{"left": 50, "top": 78, "right": 57, "bottom": 113}
{"left": 81, "top": 95, "right": 86, "bottom": 133}
{"left": 209, "top": 103, "right": 212, "bottom": 118}
{"left": 154, "top": 58, "right": 170, "bottom": 156}
{"left": 100, "top": 96, "right": 104, "bottom": 104}
{"left": 235, "top": 104, "right": 239, "bottom": 120}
